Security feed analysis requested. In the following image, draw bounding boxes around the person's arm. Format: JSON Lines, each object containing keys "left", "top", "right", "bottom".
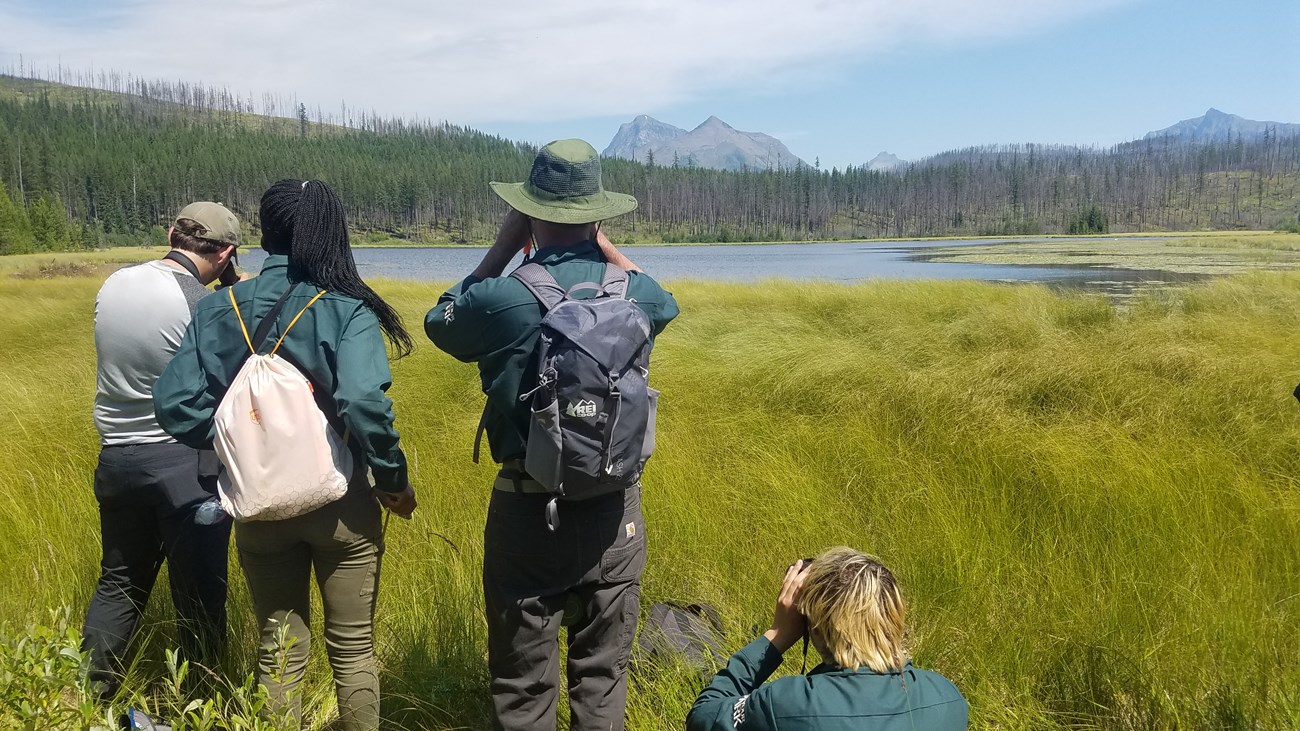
{"left": 153, "top": 318, "right": 219, "bottom": 449}
{"left": 426, "top": 210, "right": 531, "bottom": 359}
{"left": 596, "top": 229, "right": 641, "bottom": 272}
{"left": 687, "top": 562, "right": 809, "bottom": 730}
{"left": 686, "top": 637, "right": 785, "bottom": 730}
{"left": 474, "top": 208, "right": 531, "bottom": 279}
{"left": 647, "top": 285, "right": 679, "bottom": 336}
{"left": 624, "top": 269, "right": 679, "bottom": 337}
{"left": 333, "top": 305, "right": 409, "bottom": 499}
{"left": 425, "top": 276, "right": 531, "bottom": 362}
{"left": 601, "top": 229, "right": 678, "bottom": 336}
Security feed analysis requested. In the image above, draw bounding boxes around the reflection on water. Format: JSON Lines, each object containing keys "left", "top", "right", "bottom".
{"left": 237, "top": 237, "right": 1198, "bottom": 297}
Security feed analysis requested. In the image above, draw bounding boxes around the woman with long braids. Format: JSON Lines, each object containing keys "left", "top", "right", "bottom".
{"left": 156, "top": 179, "right": 418, "bottom": 730}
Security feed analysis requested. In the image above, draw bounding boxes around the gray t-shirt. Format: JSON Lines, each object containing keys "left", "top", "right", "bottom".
{"left": 94, "top": 259, "right": 209, "bottom": 445}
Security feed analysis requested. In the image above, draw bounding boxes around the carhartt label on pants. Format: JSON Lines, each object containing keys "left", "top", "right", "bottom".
{"left": 626, "top": 522, "right": 636, "bottom": 538}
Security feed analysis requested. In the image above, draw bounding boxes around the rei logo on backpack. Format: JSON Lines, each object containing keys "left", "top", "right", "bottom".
{"left": 502, "top": 262, "right": 658, "bottom": 505}
{"left": 213, "top": 285, "right": 353, "bottom": 522}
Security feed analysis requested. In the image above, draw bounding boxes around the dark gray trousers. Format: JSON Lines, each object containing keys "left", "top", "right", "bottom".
{"left": 81, "top": 442, "right": 230, "bottom": 694}
{"left": 484, "top": 483, "right": 646, "bottom": 731}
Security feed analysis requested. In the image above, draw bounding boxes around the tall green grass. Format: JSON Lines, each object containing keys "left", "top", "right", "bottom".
{"left": 2, "top": 263, "right": 1299, "bottom": 729}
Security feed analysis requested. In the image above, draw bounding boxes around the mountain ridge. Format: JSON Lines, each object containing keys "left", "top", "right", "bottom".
{"left": 1144, "top": 108, "right": 1300, "bottom": 142}
{"left": 603, "top": 114, "right": 806, "bottom": 171}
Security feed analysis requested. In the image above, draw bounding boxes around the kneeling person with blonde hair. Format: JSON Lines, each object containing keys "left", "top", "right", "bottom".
{"left": 687, "top": 547, "right": 968, "bottom": 730}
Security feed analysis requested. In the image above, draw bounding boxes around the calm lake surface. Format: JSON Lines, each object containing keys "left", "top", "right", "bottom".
{"left": 238, "top": 237, "right": 1195, "bottom": 295}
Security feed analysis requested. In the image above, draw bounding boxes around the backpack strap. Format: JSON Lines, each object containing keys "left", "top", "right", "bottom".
{"left": 601, "top": 263, "right": 630, "bottom": 299}
{"left": 229, "top": 288, "right": 253, "bottom": 352}
{"left": 269, "top": 289, "right": 328, "bottom": 356}
{"left": 472, "top": 399, "right": 532, "bottom": 465}
{"left": 559, "top": 264, "right": 630, "bottom": 300}
{"left": 472, "top": 402, "right": 489, "bottom": 464}
{"left": 232, "top": 284, "right": 294, "bottom": 354}
{"left": 510, "top": 263, "right": 566, "bottom": 311}
{"left": 229, "top": 287, "right": 285, "bottom": 354}
{"left": 229, "top": 284, "right": 325, "bottom": 356}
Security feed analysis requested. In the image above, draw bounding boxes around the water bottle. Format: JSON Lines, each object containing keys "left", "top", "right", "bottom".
{"left": 194, "top": 497, "right": 228, "bottom": 526}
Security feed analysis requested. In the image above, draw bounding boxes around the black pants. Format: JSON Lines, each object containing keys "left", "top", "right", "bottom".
{"left": 484, "top": 483, "right": 646, "bottom": 731}
{"left": 81, "top": 442, "right": 231, "bottom": 694}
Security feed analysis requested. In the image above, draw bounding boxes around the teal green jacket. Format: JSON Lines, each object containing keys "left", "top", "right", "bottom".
{"left": 153, "top": 255, "right": 408, "bottom": 493}
{"left": 424, "top": 241, "right": 678, "bottom": 463}
{"left": 688, "top": 637, "right": 969, "bottom": 731}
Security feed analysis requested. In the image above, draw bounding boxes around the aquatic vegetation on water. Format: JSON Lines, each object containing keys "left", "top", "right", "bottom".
{"left": 926, "top": 232, "right": 1300, "bottom": 275}
{"left": 2, "top": 263, "right": 1300, "bottom": 729}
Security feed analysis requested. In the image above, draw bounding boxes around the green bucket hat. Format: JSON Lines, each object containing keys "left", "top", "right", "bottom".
{"left": 490, "top": 139, "right": 637, "bottom": 224}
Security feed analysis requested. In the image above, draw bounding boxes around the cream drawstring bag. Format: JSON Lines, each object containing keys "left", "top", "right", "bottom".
{"left": 213, "top": 286, "right": 353, "bottom": 521}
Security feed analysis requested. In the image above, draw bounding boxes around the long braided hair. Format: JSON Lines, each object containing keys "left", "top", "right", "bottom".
{"left": 259, "top": 179, "right": 413, "bottom": 356}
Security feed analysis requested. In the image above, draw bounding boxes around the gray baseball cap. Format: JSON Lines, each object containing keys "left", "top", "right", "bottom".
{"left": 174, "top": 202, "right": 240, "bottom": 247}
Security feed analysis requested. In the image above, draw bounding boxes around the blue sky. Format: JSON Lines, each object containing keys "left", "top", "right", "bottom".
{"left": 2, "top": 0, "right": 1297, "bottom": 169}
{"left": 480, "top": 0, "right": 1300, "bottom": 167}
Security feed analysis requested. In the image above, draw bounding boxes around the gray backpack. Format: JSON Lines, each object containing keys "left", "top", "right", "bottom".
{"left": 508, "top": 262, "right": 658, "bottom": 513}
{"left": 636, "top": 602, "right": 727, "bottom": 673}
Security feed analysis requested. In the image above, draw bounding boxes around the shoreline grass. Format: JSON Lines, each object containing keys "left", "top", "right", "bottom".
{"left": 2, "top": 260, "right": 1299, "bottom": 729}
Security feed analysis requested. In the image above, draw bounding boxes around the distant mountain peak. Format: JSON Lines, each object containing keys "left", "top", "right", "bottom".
{"left": 866, "top": 151, "right": 906, "bottom": 171}
{"left": 1145, "top": 108, "right": 1299, "bottom": 142}
{"left": 604, "top": 114, "right": 805, "bottom": 171}
{"left": 603, "top": 115, "right": 687, "bottom": 161}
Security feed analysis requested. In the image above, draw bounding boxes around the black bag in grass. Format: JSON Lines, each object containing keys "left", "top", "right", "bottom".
{"left": 636, "top": 602, "right": 727, "bottom": 673}
{"left": 95, "top": 709, "right": 170, "bottom": 731}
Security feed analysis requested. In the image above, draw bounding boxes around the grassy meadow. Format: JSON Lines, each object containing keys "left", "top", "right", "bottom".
{"left": 3, "top": 252, "right": 1300, "bottom": 729}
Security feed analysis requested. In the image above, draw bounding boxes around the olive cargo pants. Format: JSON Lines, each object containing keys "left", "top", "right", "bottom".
{"left": 235, "top": 488, "right": 384, "bottom": 731}
{"left": 484, "top": 482, "right": 646, "bottom": 731}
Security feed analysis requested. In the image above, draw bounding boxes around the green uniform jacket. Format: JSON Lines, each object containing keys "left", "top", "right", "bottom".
{"left": 153, "top": 255, "right": 408, "bottom": 493}
{"left": 424, "top": 241, "right": 679, "bottom": 464}
{"left": 688, "top": 637, "right": 969, "bottom": 731}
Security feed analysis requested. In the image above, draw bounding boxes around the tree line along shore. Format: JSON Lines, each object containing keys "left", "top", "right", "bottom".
{"left": 1, "top": 73, "right": 1299, "bottom": 255}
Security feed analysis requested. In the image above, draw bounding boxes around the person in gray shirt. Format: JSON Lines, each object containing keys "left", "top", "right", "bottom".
{"left": 83, "top": 202, "right": 242, "bottom": 698}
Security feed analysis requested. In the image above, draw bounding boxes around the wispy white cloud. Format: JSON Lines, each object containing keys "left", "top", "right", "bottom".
{"left": 0, "top": 0, "right": 1136, "bottom": 124}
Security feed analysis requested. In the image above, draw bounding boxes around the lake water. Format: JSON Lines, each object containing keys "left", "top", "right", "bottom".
{"left": 236, "top": 237, "right": 1197, "bottom": 295}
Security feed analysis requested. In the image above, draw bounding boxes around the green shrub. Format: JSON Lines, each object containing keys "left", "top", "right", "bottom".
{"left": 0, "top": 610, "right": 299, "bottom": 731}
{"left": 0, "top": 609, "right": 98, "bottom": 730}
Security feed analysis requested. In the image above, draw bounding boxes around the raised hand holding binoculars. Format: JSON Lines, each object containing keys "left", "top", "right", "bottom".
{"left": 764, "top": 558, "right": 813, "bottom": 653}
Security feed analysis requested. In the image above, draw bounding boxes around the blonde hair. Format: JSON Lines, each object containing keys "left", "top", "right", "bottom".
{"left": 798, "top": 547, "right": 907, "bottom": 673}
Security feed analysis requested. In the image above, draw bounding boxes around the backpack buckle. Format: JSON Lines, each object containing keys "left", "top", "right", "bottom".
{"left": 545, "top": 497, "right": 560, "bottom": 532}
{"left": 519, "top": 367, "right": 558, "bottom": 402}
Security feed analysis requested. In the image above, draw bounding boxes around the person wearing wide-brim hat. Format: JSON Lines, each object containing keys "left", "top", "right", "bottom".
{"left": 426, "top": 139, "right": 680, "bottom": 730}
{"left": 488, "top": 138, "right": 640, "bottom": 225}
